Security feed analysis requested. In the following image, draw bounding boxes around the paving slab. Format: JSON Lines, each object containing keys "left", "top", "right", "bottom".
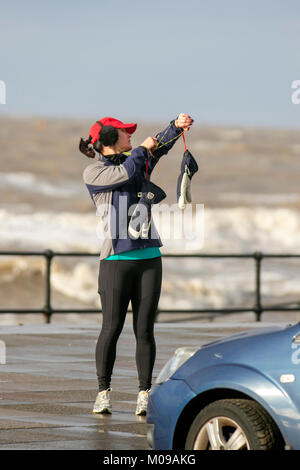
{"left": 0, "top": 320, "right": 288, "bottom": 450}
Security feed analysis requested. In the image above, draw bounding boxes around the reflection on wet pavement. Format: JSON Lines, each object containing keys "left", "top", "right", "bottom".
{"left": 0, "top": 321, "right": 277, "bottom": 449}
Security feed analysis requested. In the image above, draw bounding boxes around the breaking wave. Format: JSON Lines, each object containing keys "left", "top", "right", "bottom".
{"left": 0, "top": 172, "right": 80, "bottom": 197}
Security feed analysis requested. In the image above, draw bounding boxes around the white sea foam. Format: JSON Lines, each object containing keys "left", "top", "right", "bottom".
{"left": 0, "top": 172, "right": 81, "bottom": 197}
{"left": 0, "top": 209, "right": 98, "bottom": 251}
{"left": 218, "top": 193, "right": 300, "bottom": 205}
{"left": 1, "top": 206, "right": 300, "bottom": 253}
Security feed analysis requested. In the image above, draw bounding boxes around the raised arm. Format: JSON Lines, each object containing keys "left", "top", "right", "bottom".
{"left": 147, "top": 113, "right": 194, "bottom": 174}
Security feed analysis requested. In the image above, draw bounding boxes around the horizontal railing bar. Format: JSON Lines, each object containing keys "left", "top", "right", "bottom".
{"left": 0, "top": 251, "right": 98, "bottom": 257}
{"left": 1, "top": 250, "right": 300, "bottom": 258}
{"left": 1, "top": 307, "right": 300, "bottom": 314}
{"left": 0, "top": 308, "right": 251, "bottom": 313}
{"left": 0, "top": 309, "right": 47, "bottom": 313}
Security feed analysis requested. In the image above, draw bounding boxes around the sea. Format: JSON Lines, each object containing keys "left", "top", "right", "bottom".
{"left": 1, "top": 115, "right": 300, "bottom": 325}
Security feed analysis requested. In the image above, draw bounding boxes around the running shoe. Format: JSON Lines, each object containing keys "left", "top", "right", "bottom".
{"left": 135, "top": 390, "right": 150, "bottom": 416}
{"left": 93, "top": 388, "right": 112, "bottom": 414}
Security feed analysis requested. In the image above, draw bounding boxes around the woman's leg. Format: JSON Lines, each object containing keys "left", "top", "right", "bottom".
{"left": 96, "top": 260, "right": 135, "bottom": 391}
{"left": 131, "top": 257, "right": 162, "bottom": 391}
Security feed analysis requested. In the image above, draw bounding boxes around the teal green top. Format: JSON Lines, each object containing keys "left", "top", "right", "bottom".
{"left": 105, "top": 247, "right": 161, "bottom": 261}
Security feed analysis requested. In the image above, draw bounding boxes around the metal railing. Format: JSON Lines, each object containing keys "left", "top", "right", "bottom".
{"left": 1, "top": 250, "right": 300, "bottom": 323}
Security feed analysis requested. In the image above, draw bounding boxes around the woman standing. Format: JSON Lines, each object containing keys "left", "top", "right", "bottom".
{"left": 80, "top": 113, "right": 193, "bottom": 415}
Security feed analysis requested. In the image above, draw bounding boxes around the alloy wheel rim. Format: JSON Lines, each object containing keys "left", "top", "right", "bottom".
{"left": 193, "top": 416, "right": 250, "bottom": 450}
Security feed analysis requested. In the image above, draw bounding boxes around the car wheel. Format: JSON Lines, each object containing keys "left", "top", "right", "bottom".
{"left": 185, "top": 399, "right": 281, "bottom": 450}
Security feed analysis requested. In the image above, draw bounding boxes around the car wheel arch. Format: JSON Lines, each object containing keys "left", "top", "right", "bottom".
{"left": 172, "top": 387, "right": 285, "bottom": 450}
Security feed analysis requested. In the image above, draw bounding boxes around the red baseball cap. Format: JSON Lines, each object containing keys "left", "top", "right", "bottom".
{"left": 89, "top": 117, "right": 137, "bottom": 144}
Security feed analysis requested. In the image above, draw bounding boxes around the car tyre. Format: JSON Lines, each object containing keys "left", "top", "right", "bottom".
{"left": 185, "top": 398, "right": 282, "bottom": 450}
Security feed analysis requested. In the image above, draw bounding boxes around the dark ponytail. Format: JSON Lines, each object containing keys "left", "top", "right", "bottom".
{"left": 79, "top": 125, "right": 119, "bottom": 158}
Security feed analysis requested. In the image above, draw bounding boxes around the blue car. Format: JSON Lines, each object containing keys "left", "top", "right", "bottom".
{"left": 147, "top": 323, "right": 300, "bottom": 450}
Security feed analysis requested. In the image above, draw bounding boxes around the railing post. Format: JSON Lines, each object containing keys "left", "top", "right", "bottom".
{"left": 253, "top": 251, "right": 263, "bottom": 322}
{"left": 43, "top": 249, "right": 54, "bottom": 324}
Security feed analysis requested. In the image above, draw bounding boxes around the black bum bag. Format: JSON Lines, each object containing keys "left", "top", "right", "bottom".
{"left": 137, "top": 178, "right": 167, "bottom": 205}
{"left": 128, "top": 179, "right": 166, "bottom": 240}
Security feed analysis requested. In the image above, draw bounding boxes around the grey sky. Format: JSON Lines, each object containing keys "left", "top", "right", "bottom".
{"left": 0, "top": 0, "right": 299, "bottom": 127}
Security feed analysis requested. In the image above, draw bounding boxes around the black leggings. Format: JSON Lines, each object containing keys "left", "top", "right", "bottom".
{"left": 96, "top": 256, "right": 162, "bottom": 392}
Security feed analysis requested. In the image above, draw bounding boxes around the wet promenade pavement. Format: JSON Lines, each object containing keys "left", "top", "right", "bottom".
{"left": 0, "top": 319, "right": 287, "bottom": 450}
